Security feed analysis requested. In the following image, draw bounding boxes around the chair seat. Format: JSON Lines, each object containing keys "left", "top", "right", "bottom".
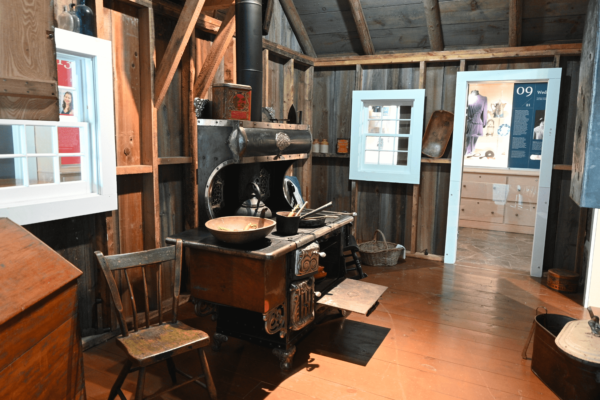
{"left": 117, "top": 321, "right": 210, "bottom": 366}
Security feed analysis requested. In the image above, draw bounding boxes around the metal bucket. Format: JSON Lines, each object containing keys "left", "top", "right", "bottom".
{"left": 531, "top": 313, "right": 600, "bottom": 399}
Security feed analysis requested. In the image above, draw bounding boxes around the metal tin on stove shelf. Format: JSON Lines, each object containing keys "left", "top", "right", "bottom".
{"left": 212, "top": 83, "right": 252, "bottom": 121}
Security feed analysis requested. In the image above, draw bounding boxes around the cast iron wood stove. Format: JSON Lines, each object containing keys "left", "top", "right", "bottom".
{"left": 167, "top": 0, "right": 386, "bottom": 371}
{"left": 167, "top": 119, "right": 387, "bottom": 371}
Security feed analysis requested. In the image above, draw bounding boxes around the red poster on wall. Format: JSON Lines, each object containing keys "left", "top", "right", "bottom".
{"left": 58, "top": 127, "right": 81, "bottom": 165}
{"left": 56, "top": 59, "right": 73, "bottom": 87}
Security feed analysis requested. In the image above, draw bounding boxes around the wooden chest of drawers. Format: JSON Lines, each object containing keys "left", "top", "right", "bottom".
{"left": 459, "top": 169, "right": 539, "bottom": 234}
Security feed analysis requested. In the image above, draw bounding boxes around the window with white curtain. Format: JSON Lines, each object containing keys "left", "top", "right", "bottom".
{"left": 0, "top": 29, "right": 116, "bottom": 225}
{"left": 350, "top": 90, "right": 425, "bottom": 184}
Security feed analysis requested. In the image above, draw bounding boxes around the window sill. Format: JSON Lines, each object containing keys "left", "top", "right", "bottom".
{"left": 0, "top": 192, "right": 117, "bottom": 225}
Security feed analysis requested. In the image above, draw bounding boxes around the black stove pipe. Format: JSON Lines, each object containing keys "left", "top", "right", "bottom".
{"left": 236, "top": 0, "right": 263, "bottom": 122}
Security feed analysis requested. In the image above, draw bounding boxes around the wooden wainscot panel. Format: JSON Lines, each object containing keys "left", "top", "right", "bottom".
{"left": 503, "top": 202, "right": 537, "bottom": 226}
{"left": 459, "top": 199, "right": 505, "bottom": 224}
{"left": 507, "top": 176, "right": 539, "bottom": 204}
{"left": 187, "top": 249, "right": 286, "bottom": 313}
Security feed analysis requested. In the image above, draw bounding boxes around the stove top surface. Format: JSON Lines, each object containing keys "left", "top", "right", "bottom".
{"left": 167, "top": 212, "right": 353, "bottom": 260}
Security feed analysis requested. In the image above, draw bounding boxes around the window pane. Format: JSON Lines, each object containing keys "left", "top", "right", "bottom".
{"left": 396, "top": 152, "right": 408, "bottom": 166}
{"left": 380, "top": 136, "right": 395, "bottom": 151}
{"left": 365, "top": 136, "right": 379, "bottom": 150}
{"left": 368, "top": 121, "right": 381, "bottom": 133}
{"left": 400, "top": 106, "right": 412, "bottom": 119}
{"left": 0, "top": 125, "right": 19, "bottom": 155}
{"left": 381, "top": 106, "right": 398, "bottom": 119}
{"left": 368, "top": 106, "right": 382, "bottom": 118}
{"left": 57, "top": 58, "right": 78, "bottom": 119}
{"left": 28, "top": 157, "right": 56, "bottom": 185}
{"left": 0, "top": 159, "right": 23, "bottom": 187}
{"left": 397, "top": 137, "right": 409, "bottom": 151}
{"left": 26, "top": 126, "right": 54, "bottom": 154}
{"left": 58, "top": 127, "right": 81, "bottom": 165}
{"left": 382, "top": 121, "right": 398, "bottom": 134}
{"left": 379, "top": 152, "right": 394, "bottom": 165}
{"left": 57, "top": 59, "right": 75, "bottom": 88}
{"left": 364, "top": 151, "right": 378, "bottom": 164}
{"left": 399, "top": 121, "right": 411, "bottom": 134}
{"left": 60, "top": 160, "right": 82, "bottom": 182}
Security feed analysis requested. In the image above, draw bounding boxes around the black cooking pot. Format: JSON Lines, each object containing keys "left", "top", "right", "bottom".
{"left": 276, "top": 212, "right": 300, "bottom": 235}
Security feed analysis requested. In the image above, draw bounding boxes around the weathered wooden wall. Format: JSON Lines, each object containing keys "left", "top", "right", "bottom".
{"left": 24, "top": 215, "right": 100, "bottom": 337}
{"left": 311, "top": 56, "right": 583, "bottom": 270}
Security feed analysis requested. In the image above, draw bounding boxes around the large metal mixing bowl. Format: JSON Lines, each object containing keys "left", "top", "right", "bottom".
{"left": 205, "top": 216, "right": 276, "bottom": 244}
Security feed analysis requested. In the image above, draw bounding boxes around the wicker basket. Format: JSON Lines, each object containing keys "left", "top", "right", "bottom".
{"left": 358, "top": 230, "right": 405, "bottom": 267}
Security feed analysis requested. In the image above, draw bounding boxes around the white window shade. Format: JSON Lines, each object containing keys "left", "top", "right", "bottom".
{"left": 350, "top": 90, "right": 425, "bottom": 184}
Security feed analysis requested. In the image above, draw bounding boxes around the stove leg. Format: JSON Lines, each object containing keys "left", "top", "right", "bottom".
{"left": 211, "top": 333, "right": 228, "bottom": 352}
{"left": 273, "top": 345, "right": 296, "bottom": 372}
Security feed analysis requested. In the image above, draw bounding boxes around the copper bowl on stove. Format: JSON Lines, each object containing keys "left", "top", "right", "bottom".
{"left": 205, "top": 216, "right": 276, "bottom": 244}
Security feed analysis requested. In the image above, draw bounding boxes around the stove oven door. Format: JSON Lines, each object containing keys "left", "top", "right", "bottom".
{"left": 316, "top": 278, "right": 387, "bottom": 316}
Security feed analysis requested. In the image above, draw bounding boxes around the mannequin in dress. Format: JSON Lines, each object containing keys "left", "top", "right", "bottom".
{"left": 465, "top": 90, "right": 488, "bottom": 155}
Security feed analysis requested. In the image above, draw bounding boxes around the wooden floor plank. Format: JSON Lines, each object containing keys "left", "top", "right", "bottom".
{"left": 83, "top": 258, "right": 585, "bottom": 400}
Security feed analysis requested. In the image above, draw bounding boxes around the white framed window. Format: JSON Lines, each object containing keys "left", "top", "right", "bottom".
{"left": 349, "top": 90, "right": 425, "bottom": 184}
{"left": 0, "top": 29, "right": 117, "bottom": 225}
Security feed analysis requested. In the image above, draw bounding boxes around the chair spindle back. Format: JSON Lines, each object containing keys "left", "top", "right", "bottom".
{"left": 94, "top": 239, "right": 183, "bottom": 337}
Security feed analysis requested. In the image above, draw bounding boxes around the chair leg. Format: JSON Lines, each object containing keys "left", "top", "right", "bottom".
{"left": 135, "top": 367, "right": 146, "bottom": 400}
{"left": 109, "top": 360, "right": 131, "bottom": 400}
{"left": 166, "top": 358, "right": 178, "bottom": 384}
{"left": 198, "top": 349, "right": 217, "bottom": 400}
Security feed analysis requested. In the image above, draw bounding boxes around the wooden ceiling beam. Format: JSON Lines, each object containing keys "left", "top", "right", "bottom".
{"left": 262, "top": 39, "right": 314, "bottom": 66}
{"left": 509, "top": 0, "right": 523, "bottom": 47}
{"left": 193, "top": 5, "right": 236, "bottom": 98}
{"left": 348, "top": 0, "right": 375, "bottom": 55}
{"left": 422, "top": 0, "right": 444, "bottom": 51}
{"left": 278, "top": 0, "right": 317, "bottom": 58}
{"left": 154, "top": 0, "right": 207, "bottom": 107}
{"left": 149, "top": 0, "right": 221, "bottom": 33}
{"left": 202, "top": 0, "right": 234, "bottom": 11}
{"left": 313, "top": 43, "right": 582, "bottom": 67}
{"left": 147, "top": 0, "right": 315, "bottom": 65}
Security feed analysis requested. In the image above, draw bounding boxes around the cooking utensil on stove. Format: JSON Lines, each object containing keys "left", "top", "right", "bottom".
{"left": 236, "top": 182, "right": 272, "bottom": 218}
{"left": 276, "top": 212, "right": 300, "bottom": 236}
{"left": 205, "top": 216, "right": 276, "bottom": 244}
{"left": 299, "top": 216, "right": 326, "bottom": 228}
{"left": 299, "top": 201, "right": 333, "bottom": 220}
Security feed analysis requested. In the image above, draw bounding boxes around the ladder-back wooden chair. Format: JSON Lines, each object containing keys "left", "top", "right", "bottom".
{"left": 95, "top": 239, "right": 217, "bottom": 400}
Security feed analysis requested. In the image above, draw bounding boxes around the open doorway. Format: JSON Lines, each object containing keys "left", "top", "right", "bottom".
{"left": 456, "top": 82, "right": 542, "bottom": 272}
{"left": 444, "top": 69, "right": 562, "bottom": 277}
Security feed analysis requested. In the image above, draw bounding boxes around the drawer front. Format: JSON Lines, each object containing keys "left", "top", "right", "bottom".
{"left": 462, "top": 181, "right": 511, "bottom": 201}
{"left": 460, "top": 199, "right": 505, "bottom": 223}
{"left": 503, "top": 202, "right": 537, "bottom": 226}
{"left": 507, "top": 176, "right": 539, "bottom": 204}
{"left": 463, "top": 172, "right": 507, "bottom": 185}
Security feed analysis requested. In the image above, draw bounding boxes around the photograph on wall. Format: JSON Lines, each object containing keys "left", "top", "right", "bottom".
{"left": 59, "top": 89, "right": 76, "bottom": 117}
{"left": 463, "top": 82, "right": 514, "bottom": 168}
{"left": 508, "top": 83, "right": 547, "bottom": 169}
